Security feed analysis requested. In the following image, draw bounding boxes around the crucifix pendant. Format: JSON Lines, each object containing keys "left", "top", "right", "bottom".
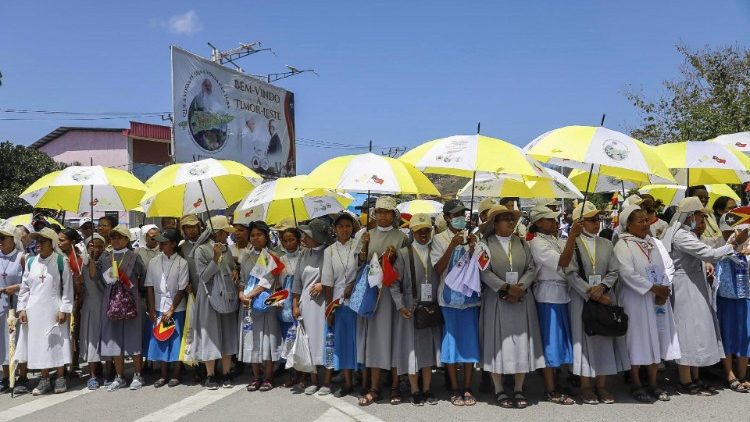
{"left": 39, "top": 272, "right": 45, "bottom": 283}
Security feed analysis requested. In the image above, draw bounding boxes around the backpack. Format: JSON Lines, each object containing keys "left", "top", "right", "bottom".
{"left": 27, "top": 253, "right": 64, "bottom": 298}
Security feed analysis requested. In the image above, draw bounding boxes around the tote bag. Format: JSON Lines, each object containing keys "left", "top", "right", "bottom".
{"left": 347, "top": 262, "right": 380, "bottom": 318}
{"left": 285, "top": 322, "right": 314, "bottom": 373}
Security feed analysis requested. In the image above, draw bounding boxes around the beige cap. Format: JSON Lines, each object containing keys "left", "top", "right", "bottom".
{"left": 572, "top": 201, "right": 600, "bottom": 220}
{"left": 409, "top": 213, "right": 432, "bottom": 231}
{"left": 529, "top": 205, "right": 561, "bottom": 224}
{"left": 209, "top": 215, "right": 236, "bottom": 233}
{"left": 110, "top": 224, "right": 131, "bottom": 241}
{"left": 434, "top": 214, "right": 447, "bottom": 233}
{"left": 180, "top": 214, "right": 201, "bottom": 227}
{"left": 0, "top": 224, "right": 14, "bottom": 238}
{"left": 478, "top": 198, "right": 497, "bottom": 215}
{"left": 623, "top": 194, "right": 643, "bottom": 208}
{"left": 374, "top": 196, "right": 397, "bottom": 211}
{"left": 273, "top": 217, "right": 297, "bottom": 231}
{"left": 30, "top": 227, "right": 59, "bottom": 244}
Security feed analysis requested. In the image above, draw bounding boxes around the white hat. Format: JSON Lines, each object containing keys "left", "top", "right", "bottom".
{"left": 529, "top": 205, "right": 561, "bottom": 224}
{"left": 110, "top": 224, "right": 131, "bottom": 241}
{"left": 374, "top": 196, "right": 398, "bottom": 211}
{"left": 409, "top": 213, "right": 432, "bottom": 231}
{"left": 572, "top": 201, "right": 600, "bottom": 220}
{"left": 209, "top": 215, "right": 236, "bottom": 233}
{"left": 677, "top": 196, "right": 710, "bottom": 214}
{"left": 623, "top": 194, "right": 643, "bottom": 208}
{"left": 619, "top": 205, "right": 641, "bottom": 233}
{"left": 30, "top": 227, "right": 59, "bottom": 244}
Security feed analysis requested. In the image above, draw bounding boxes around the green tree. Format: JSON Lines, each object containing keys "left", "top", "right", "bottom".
{"left": 625, "top": 44, "right": 750, "bottom": 145}
{"left": 0, "top": 141, "right": 68, "bottom": 218}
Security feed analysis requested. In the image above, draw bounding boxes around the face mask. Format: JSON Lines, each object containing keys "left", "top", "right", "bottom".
{"left": 451, "top": 217, "right": 467, "bottom": 230}
{"left": 690, "top": 220, "right": 698, "bottom": 231}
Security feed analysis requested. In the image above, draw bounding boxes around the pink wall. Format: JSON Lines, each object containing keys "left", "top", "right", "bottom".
{"left": 38, "top": 130, "right": 129, "bottom": 168}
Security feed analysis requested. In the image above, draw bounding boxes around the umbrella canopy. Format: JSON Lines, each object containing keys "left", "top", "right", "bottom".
{"left": 568, "top": 169, "right": 640, "bottom": 193}
{"left": 524, "top": 126, "right": 675, "bottom": 186}
{"left": 304, "top": 152, "right": 439, "bottom": 195}
{"left": 399, "top": 134, "right": 547, "bottom": 179}
{"left": 140, "top": 158, "right": 262, "bottom": 217}
{"left": 656, "top": 141, "right": 750, "bottom": 185}
{"left": 396, "top": 199, "right": 444, "bottom": 215}
{"left": 234, "top": 176, "right": 352, "bottom": 225}
{"left": 457, "top": 168, "right": 583, "bottom": 200}
{"left": 638, "top": 184, "right": 740, "bottom": 208}
{"left": 708, "top": 132, "right": 750, "bottom": 154}
{"left": 5, "top": 213, "right": 62, "bottom": 228}
{"left": 20, "top": 165, "right": 145, "bottom": 212}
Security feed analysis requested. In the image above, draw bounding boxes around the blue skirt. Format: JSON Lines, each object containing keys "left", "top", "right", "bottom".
{"left": 332, "top": 306, "right": 358, "bottom": 370}
{"left": 536, "top": 302, "right": 573, "bottom": 368}
{"left": 441, "top": 306, "right": 480, "bottom": 364}
{"left": 146, "top": 311, "right": 186, "bottom": 363}
{"left": 717, "top": 296, "right": 750, "bottom": 356}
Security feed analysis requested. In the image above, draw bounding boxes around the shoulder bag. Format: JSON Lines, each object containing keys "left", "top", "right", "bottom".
{"left": 408, "top": 246, "right": 443, "bottom": 329}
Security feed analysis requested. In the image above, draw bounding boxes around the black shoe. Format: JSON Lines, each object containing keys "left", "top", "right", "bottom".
{"left": 0, "top": 377, "right": 9, "bottom": 394}
{"left": 13, "top": 376, "right": 29, "bottom": 395}
{"left": 205, "top": 375, "right": 219, "bottom": 390}
{"left": 411, "top": 391, "right": 425, "bottom": 406}
{"left": 424, "top": 390, "right": 438, "bottom": 405}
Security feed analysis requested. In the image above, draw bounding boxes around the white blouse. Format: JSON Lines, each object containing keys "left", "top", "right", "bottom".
{"left": 530, "top": 233, "right": 570, "bottom": 304}
{"left": 322, "top": 239, "right": 359, "bottom": 300}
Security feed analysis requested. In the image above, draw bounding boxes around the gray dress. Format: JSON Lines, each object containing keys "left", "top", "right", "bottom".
{"left": 565, "top": 236, "right": 629, "bottom": 377}
{"left": 357, "top": 228, "right": 408, "bottom": 370}
{"left": 98, "top": 249, "right": 146, "bottom": 357}
{"left": 293, "top": 247, "right": 326, "bottom": 367}
{"left": 479, "top": 235, "right": 545, "bottom": 374}
{"left": 390, "top": 243, "right": 441, "bottom": 375}
{"left": 238, "top": 248, "right": 281, "bottom": 363}
{"left": 179, "top": 240, "right": 200, "bottom": 293}
{"left": 79, "top": 266, "right": 105, "bottom": 363}
{"left": 669, "top": 227, "right": 730, "bottom": 367}
{"left": 192, "top": 242, "right": 239, "bottom": 361}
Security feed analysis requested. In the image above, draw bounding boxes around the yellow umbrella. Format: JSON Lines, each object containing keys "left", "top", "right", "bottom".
{"left": 568, "top": 169, "right": 641, "bottom": 193}
{"left": 234, "top": 176, "right": 352, "bottom": 225}
{"left": 457, "top": 167, "right": 583, "bottom": 200}
{"left": 638, "top": 184, "right": 740, "bottom": 208}
{"left": 140, "top": 158, "right": 262, "bottom": 217}
{"left": 396, "top": 200, "right": 444, "bottom": 215}
{"left": 5, "top": 213, "right": 61, "bottom": 228}
{"left": 656, "top": 141, "right": 750, "bottom": 186}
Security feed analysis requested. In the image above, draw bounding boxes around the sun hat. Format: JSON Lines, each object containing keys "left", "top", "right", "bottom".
{"left": 529, "top": 205, "right": 561, "bottom": 225}
{"left": 110, "top": 224, "right": 132, "bottom": 241}
{"left": 208, "top": 215, "right": 236, "bottom": 233}
{"left": 572, "top": 201, "right": 601, "bottom": 220}
{"left": 273, "top": 217, "right": 297, "bottom": 231}
{"left": 480, "top": 205, "right": 521, "bottom": 237}
{"left": 180, "top": 214, "right": 201, "bottom": 227}
{"left": 30, "top": 227, "right": 59, "bottom": 244}
{"left": 478, "top": 198, "right": 497, "bottom": 215}
{"left": 409, "top": 213, "right": 432, "bottom": 231}
{"left": 375, "top": 196, "right": 397, "bottom": 211}
{"left": 299, "top": 218, "right": 332, "bottom": 245}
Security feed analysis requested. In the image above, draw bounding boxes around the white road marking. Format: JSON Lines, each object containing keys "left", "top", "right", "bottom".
{"left": 133, "top": 385, "right": 244, "bottom": 422}
{"left": 313, "top": 393, "right": 385, "bottom": 422}
{"left": 0, "top": 388, "right": 94, "bottom": 421}
{"left": 313, "top": 408, "right": 355, "bottom": 421}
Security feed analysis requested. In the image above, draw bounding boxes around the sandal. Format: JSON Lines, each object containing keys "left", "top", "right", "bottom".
{"left": 513, "top": 391, "right": 528, "bottom": 409}
{"left": 741, "top": 379, "right": 750, "bottom": 390}
{"left": 463, "top": 389, "right": 477, "bottom": 406}
{"left": 495, "top": 392, "right": 513, "bottom": 408}
{"left": 358, "top": 389, "right": 379, "bottom": 407}
{"left": 246, "top": 379, "right": 262, "bottom": 392}
{"left": 153, "top": 378, "right": 167, "bottom": 388}
{"left": 168, "top": 379, "right": 180, "bottom": 387}
{"left": 259, "top": 379, "right": 274, "bottom": 392}
{"left": 648, "top": 386, "right": 670, "bottom": 402}
{"left": 631, "top": 386, "right": 653, "bottom": 403}
{"left": 727, "top": 378, "right": 748, "bottom": 393}
{"left": 695, "top": 379, "right": 718, "bottom": 395}
{"left": 390, "top": 387, "right": 402, "bottom": 405}
{"left": 596, "top": 388, "right": 615, "bottom": 404}
{"left": 450, "top": 390, "right": 465, "bottom": 406}
{"left": 545, "top": 390, "right": 575, "bottom": 405}
{"left": 677, "top": 381, "right": 702, "bottom": 396}
{"left": 581, "top": 388, "right": 598, "bottom": 405}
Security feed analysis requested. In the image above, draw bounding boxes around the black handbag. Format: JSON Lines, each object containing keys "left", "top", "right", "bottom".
{"left": 575, "top": 244, "right": 628, "bottom": 337}
{"left": 408, "top": 247, "right": 444, "bottom": 330}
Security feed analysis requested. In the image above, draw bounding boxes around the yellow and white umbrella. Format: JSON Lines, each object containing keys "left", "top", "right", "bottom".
{"left": 709, "top": 132, "right": 750, "bottom": 155}
{"left": 21, "top": 165, "right": 145, "bottom": 212}
{"left": 5, "top": 213, "right": 62, "bottom": 228}
{"left": 524, "top": 126, "right": 675, "bottom": 186}
{"left": 234, "top": 176, "right": 352, "bottom": 225}
{"left": 638, "top": 184, "right": 740, "bottom": 208}
{"left": 396, "top": 199, "right": 444, "bottom": 215}
{"left": 457, "top": 168, "right": 583, "bottom": 200}
{"left": 399, "top": 134, "right": 548, "bottom": 179}
{"left": 304, "top": 152, "right": 439, "bottom": 195}
{"left": 568, "top": 169, "right": 641, "bottom": 193}
{"left": 140, "top": 158, "right": 262, "bottom": 217}
{"left": 656, "top": 141, "right": 750, "bottom": 185}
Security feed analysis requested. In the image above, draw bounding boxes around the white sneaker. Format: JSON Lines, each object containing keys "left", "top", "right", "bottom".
{"left": 317, "top": 386, "right": 332, "bottom": 396}
{"left": 129, "top": 374, "right": 144, "bottom": 390}
{"left": 304, "top": 385, "right": 319, "bottom": 395}
{"left": 107, "top": 375, "right": 126, "bottom": 392}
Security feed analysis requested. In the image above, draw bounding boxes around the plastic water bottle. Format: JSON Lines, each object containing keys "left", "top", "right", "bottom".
{"left": 735, "top": 255, "right": 750, "bottom": 298}
{"left": 324, "top": 329, "right": 335, "bottom": 369}
{"left": 242, "top": 311, "right": 253, "bottom": 333}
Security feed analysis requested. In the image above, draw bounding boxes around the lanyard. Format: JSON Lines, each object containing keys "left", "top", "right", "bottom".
{"left": 631, "top": 240, "right": 652, "bottom": 263}
{"left": 412, "top": 245, "right": 429, "bottom": 282}
{"left": 498, "top": 236, "right": 512, "bottom": 272}
{"left": 580, "top": 236, "right": 597, "bottom": 273}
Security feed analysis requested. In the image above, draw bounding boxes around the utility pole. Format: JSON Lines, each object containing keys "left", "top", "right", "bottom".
{"left": 206, "top": 41, "right": 318, "bottom": 84}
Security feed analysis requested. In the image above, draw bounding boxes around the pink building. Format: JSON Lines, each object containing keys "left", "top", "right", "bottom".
{"left": 30, "top": 122, "right": 171, "bottom": 226}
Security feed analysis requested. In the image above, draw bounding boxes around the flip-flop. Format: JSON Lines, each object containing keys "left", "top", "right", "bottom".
{"left": 496, "top": 392, "right": 513, "bottom": 408}
{"left": 358, "top": 389, "right": 379, "bottom": 406}
{"left": 513, "top": 391, "right": 528, "bottom": 409}
{"left": 463, "top": 390, "right": 477, "bottom": 406}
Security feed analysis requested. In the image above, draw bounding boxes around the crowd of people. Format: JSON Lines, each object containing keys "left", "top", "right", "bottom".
{"left": 0, "top": 184, "right": 748, "bottom": 410}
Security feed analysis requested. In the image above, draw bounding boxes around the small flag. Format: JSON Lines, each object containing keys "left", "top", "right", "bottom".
{"left": 153, "top": 317, "right": 176, "bottom": 342}
{"left": 264, "top": 289, "right": 289, "bottom": 307}
{"left": 381, "top": 252, "right": 398, "bottom": 288}
{"left": 325, "top": 298, "right": 341, "bottom": 318}
{"left": 725, "top": 206, "right": 750, "bottom": 228}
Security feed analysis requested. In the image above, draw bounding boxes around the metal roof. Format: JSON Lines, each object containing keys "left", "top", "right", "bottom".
{"left": 29, "top": 126, "right": 124, "bottom": 149}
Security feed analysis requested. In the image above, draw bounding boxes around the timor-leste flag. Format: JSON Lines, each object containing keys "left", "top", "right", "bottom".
{"left": 153, "top": 318, "right": 176, "bottom": 342}
{"left": 724, "top": 206, "right": 750, "bottom": 228}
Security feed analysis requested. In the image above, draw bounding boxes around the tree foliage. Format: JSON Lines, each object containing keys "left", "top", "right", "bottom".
{"left": 0, "top": 141, "right": 68, "bottom": 218}
{"left": 625, "top": 44, "right": 750, "bottom": 145}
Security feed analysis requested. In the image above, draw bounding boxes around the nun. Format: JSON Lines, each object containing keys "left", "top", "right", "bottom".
{"left": 479, "top": 205, "right": 543, "bottom": 409}
{"left": 80, "top": 234, "right": 107, "bottom": 389}
{"left": 391, "top": 213, "right": 442, "bottom": 406}
{"left": 275, "top": 220, "right": 303, "bottom": 388}
{"left": 191, "top": 216, "right": 239, "bottom": 390}
{"left": 0, "top": 225, "right": 25, "bottom": 394}
{"left": 562, "top": 202, "right": 629, "bottom": 404}
{"left": 662, "top": 197, "right": 747, "bottom": 395}
{"left": 614, "top": 205, "right": 680, "bottom": 402}
{"left": 291, "top": 218, "right": 331, "bottom": 395}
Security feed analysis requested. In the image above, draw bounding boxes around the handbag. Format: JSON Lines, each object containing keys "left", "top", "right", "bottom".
{"left": 106, "top": 253, "right": 138, "bottom": 320}
{"left": 347, "top": 262, "right": 380, "bottom": 318}
{"left": 575, "top": 244, "right": 628, "bottom": 337}
{"left": 246, "top": 276, "right": 273, "bottom": 313}
{"left": 408, "top": 246, "right": 443, "bottom": 329}
{"left": 285, "top": 321, "right": 314, "bottom": 373}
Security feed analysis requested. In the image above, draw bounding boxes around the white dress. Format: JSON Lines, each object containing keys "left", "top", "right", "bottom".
{"left": 614, "top": 234, "right": 681, "bottom": 366}
{"left": 16, "top": 252, "right": 74, "bottom": 369}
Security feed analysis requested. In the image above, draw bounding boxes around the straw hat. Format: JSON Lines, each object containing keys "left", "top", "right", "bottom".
{"left": 180, "top": 214, "right": 201, "bottom": 227}
{"left": 478, "top": 198, "right": 497, "bottom": 215}
{"left": 375, "top": 196, "right": 397, "bottom": 211}
{"left": 479, "top": 205, "right": 521, "bottom": 237}
{"left": 30, "top": 227, "right": 59, "bottom": 244}
{"left": 209, "top": 216, "right": 236, "bottom": 233}
{"left": 273, "top": 217, "right": 297, "bottom": 231}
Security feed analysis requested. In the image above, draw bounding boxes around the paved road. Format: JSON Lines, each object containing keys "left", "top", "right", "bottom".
{"left": 0, "top": 366, "right": 748, "bottom": 421}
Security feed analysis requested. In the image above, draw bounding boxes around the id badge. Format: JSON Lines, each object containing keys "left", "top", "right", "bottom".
{"left": 420, "top": 283, "right": 433, "bottom": 302}
{"left": 505, "top": 272, "right": 519, "bottom": 283}
{"left": 588, "top": 275, "right": 602, "bottom": 285}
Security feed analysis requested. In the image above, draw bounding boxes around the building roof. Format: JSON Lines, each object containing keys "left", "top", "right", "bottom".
{"left": 30, "top": 126, "right": 124, "bottom": 149}
{"left": 30, "top": 121, "right": 171, "bottom": 149}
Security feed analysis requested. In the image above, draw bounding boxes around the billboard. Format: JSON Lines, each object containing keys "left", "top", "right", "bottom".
{"left": 171, "top": 46, "right": 295, "bottom": 178}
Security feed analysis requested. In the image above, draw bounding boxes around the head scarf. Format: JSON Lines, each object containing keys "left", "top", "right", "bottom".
{"left": 140, "top": 224, "right": 159, "bottom": 250}
{"left": 618, "top": 205, "right": 642, "bottom": 234}
{"left": 662, "top": 197, "right": 704, "bottom": 253}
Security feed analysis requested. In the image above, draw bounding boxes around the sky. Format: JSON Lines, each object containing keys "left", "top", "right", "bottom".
{"left": 1, "top": 1, "right": 750, "bottom": 173}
